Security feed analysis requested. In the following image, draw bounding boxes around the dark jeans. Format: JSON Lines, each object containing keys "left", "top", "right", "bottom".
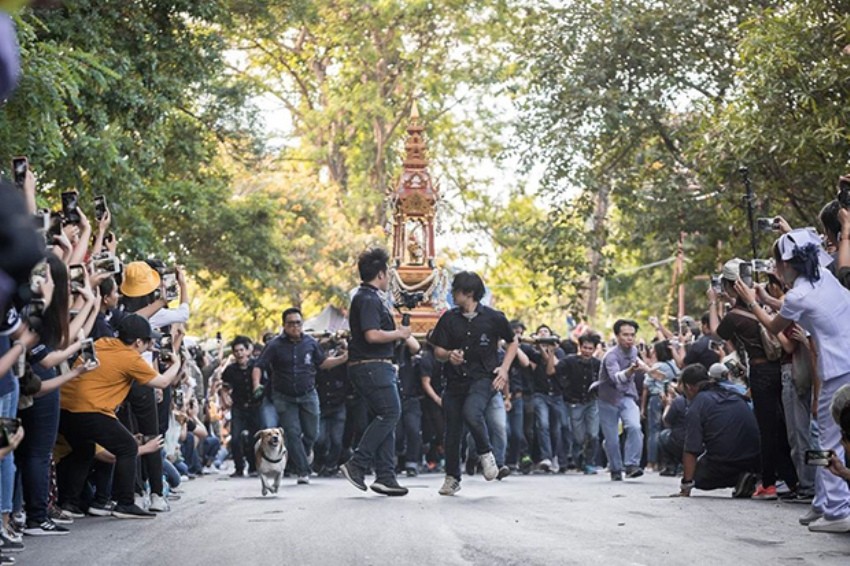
{"left": 749, "top": 362, "right": 798, "bottom": 489}
{"left": 421, "top": 396, "right": 444, "bottom": 464}
{"left": 443, "top": 378, "right": 496, "bottom": 481}
{"left": 694, "top": 455, "right": 760, "bottom": 491}
{"left": 16, "top": 391, "right": 60, "bottom": 523}
{"left": 506, "top": 395, "right": 527, "bottom": 466}
{"left": 118, "top": 382, "right": 164, "bottom": 496}
{"left": 316, "top": 404, "right": 346, "bottom": 471}
{"left": 348, "top": 362, "right": 401, "bottom": 482}
{"left": 396, "top": 397, "right": 423, "bottom": 469}
{"left": 659, "top": 429, "right": 684, "bottom": 469}
{"left": 58, "top": 410, "right": 138, "bottom": 507}
{"left": 272, "top": 389, "right": 320, "bottom": 477}
{"left": 343, "top": 393, "right": 369, "bottom": 458}
{"left": 230, "top": 406, "right": 260, "bottom": 474}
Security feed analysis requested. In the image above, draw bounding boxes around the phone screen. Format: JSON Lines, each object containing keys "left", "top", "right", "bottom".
{"left": 61, "top": 191, "right": 81, "bottom": 223}
{"left": 12, "top": 157, "right": 27, "bottom": 189}
{"left": 94, "top": 195, "right": 107, "bottom": 221}
{"left": 80, "top": 339, "right": 97, "bottom": 364}
{"left": 69, "top": 264, "right": 85, "bottom": 291}
{"left": 804, "top": 449, "right": 835, "bottom": 466}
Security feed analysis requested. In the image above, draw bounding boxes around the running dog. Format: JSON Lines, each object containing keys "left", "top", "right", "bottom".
{"left": 254, "top": 428, "right": 287, "bottom": 496}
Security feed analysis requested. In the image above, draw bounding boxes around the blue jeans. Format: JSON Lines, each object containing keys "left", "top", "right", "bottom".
{"left": 506, "top": 395, "right": 527, "bottom": 466}
{"left": 780, "top": 363, "right": 816, "bottom": 496}
{"left": 443, "top": 378, "right": 495, "bottom": 481}
{"left": 16, "top": 390, "right": 59, "bottom": 523}
{"left": 316, "top": 404, "right": 346, "bottom": 472}
{"left": 272, "top": 389, "right": 320, "bottom": 478}
{"left": 348, "top": 363, "right": 401, "bottom": 481}
{"left": 258, "top": 399, "right": 279, "bottom": 429}
{"left": 598, "top": 396, "right": 643, "bottom": 473}
{"left": 466, "top": 391, "right": 508, "bottom": 467}
{"left": 566, "top": 400, "right": 599, "bottom": 468}
{"left": 0, "top": 377, "right": 19, "bottom": 514}
{"left": 532, "top": 393, "right": 566, "bottom": 462}
{"left": 646, "top": 395, "right": 663, "bottom": 464}
{"left": 397, "top": 398, "right": 423, "bottom": 469}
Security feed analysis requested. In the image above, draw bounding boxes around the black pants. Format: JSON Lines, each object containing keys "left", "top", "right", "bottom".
{"left": 659, "top": 429, "right": 684, "bottom": 469}
{"left": 58, "top": 411, "right": 138, "bottom": 506}
{"left": 749, "top": 362, "right": 798, "bottom": 489}
{"left": 118, "top": 382, "right": 164, "bottom": 496}
{"left": 694, "top": 455, "right": 760, "bottom": 491}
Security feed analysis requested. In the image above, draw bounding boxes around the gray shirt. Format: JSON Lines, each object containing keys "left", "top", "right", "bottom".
{"left": 597, "top": 345, "right": 643, "bottom": 405}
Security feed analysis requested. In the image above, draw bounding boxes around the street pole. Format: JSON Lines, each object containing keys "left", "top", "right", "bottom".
{"left": 739, "top": 166, "right": 758, "bottom": 259}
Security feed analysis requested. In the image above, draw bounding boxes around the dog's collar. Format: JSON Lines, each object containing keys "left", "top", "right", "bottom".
{"left": 262, "top": 454, "right": 284, "bottom": 464}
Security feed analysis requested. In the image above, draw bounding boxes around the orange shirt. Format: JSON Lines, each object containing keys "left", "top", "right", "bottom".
{"left": 62, "top": 338, "right": 157, "bottom": 417}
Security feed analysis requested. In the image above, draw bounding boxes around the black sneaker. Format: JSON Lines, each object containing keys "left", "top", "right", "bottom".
{"left": 732, "top": 471, "right": 757, "bottom": 499}
{"left": 625, "top": 466, "right": 644, "bottom": 479}
{"left": 340, "top": 461, "right": 367, "bottom": 491}
{"left": 0, "top": 552, "right": 14, "bottom": 565}
{"left": 229, "top": 470, "right": 245, "bottom": 479}
{"left": 610, "top": 471, "right": 623, "bottom": 481}
{"left": 497, "top": 465, "right": 511, "bottom": 480}
{"left": 405, "top": 467, "right": 418, "bottom": 478}
{"left": 0, "top": 531, "right": 23, "bottom": 553}
{"left": 23, "top": 519, "right": 69, "bottom": 536}
{"left": 370, "top": 478, "right": 409, "bottom": 497}
{"left": 112, "top": 503, "right": 156, "bottom": 519}
{"left": 60, "top": 503, "right": 85, "bottom": 519}
{"left": 87, "top": 500, "right": 116, "bottom": 517}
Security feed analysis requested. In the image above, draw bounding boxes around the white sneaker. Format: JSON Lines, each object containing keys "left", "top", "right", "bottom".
{"left": 297, "top": 476, "right": 310, "bottom": 485}
{"left": 134, "top": 494, "right": 150, "bottom": 512}
{"left": 808, "top": 515, "right": 850, "bottom": 533}
{"left": 538, "top": 458, "right": 553, "bottom": 473}
{"left": 438, "top": 476, "right": 461, "bottom": 496}
{"left": 799, "top": 507, "right": 823, "bottom": 526}
{"left": 479, "top": 452, "right": 499, "bottom": 481}
{"left": 148, "top": 494, "right": 169, "bottom": 513}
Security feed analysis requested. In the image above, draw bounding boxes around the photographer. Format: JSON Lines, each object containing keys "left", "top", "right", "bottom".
{"left": 505, "top": 321, "right": 531, "bottom": 472}
{"left": 314, "top": 336, "right": 349, "bottom": 477}
{"left": 733, "top": 229, "right": 850, "bottom": 532}
{"left": 709, "top": 258, "right": 798, "bottom": 501}
{"left": 530, "top": 325, "right": 566, "bottom": 473}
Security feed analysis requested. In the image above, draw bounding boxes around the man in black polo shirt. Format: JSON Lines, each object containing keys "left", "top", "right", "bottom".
{"left": 340, "top": 247, "right": 412, "bottom": 496}
{"left": 429, "top": 271, "right": 517, "bottom": 496}
{"left": 253, "top": 307, "right": 347, "bottom": 485}
{"left": 676, "top": 364, "right": 760, "bottom": 498}
{"left": 223, "top": 335, "right": 260, "bottom": 478}
{"left": 548, "top": 332, "right": 601, "bottom": 474}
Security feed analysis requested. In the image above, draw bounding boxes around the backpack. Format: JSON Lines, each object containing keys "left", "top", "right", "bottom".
{"left": 734, "top": 309, "right": 783, "bottom": 362}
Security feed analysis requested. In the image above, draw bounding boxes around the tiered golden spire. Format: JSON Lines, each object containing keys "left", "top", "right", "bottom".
{"left": 403, "top": 100, "right": 428, "bottom": 169}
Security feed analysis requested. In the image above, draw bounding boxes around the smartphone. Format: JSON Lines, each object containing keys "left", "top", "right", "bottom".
{"left": 804, "top": 449, "right": 836, "bottom": 467}
{"left": 838, "top": 177, "right": 850, "bottom": 209}
{"left": 94, "top": 195, "right": 108, "bottom": 221}
{"left": 752, "top": 259, "right": 774, "bottom": 273}
{"left": 162, "top": 270, "right": 178, "bottom": 302}
{"left": 61, "top": 191, "right": 81, "bottom": 224}
{"left": 11, "top": 157, "right": 27, "bottom": 190}
{"left": 68, "top": 264, "right": 86, "bottom": 292}
{"left": 80, "top": 338, "right": 97, "bottom": 364}
{"left": 739, "top": 262, "right": 754, "bottom": 288}
{"left": 29, "top": 260, "right": 48, "bottom": 297}
{"left": 0, "top": 418, "right": 21, "bottom": 449}
{"left": 756, "top": 217, "right": 779, "bottom": 232}
{"left": 160, "top": 335, "right": 173, "bottom": 357}
{"left": 90, "top": 253, "right": 120, "bottom": 275}
{"left": 710, "top": 275, "right": 722, "bottom": 292}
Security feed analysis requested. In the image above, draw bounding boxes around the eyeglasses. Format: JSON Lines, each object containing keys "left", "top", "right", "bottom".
{"left": 284, "top": 320, "right": 303, "bottom": 326}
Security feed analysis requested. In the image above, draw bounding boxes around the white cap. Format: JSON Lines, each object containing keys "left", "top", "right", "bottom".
{"left": 721, "top": 258, "right": 745, "bottom": 282}
{"left": 708, "top": 363, "right": 728, "bottom": 380}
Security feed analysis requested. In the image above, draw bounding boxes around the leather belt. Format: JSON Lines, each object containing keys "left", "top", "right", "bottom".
{"left": 749, "top": 357, "right": 769, "bottom": 366}
{"left": 348, "top": 359, "right": 393, "bottom": 367}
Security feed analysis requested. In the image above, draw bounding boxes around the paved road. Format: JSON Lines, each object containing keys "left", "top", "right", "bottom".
{"left": 19, "top": 469, "right": 850, "bottom": 566}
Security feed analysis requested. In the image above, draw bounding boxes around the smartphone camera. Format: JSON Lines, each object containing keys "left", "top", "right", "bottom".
{"left": 29, "top": 260, "right": 48, "bottom": 298}
{"left": 90, "top": 253, "right": 120, "bottom": 276}
{"left": 0, "top": 418, "right": 21, "bottom": 449}
{"left": 752, "top": 259, "right": 775, "bottom": 274}
{"left": 738, "top": 262, "right": 754, "bottom": 288}
{"left": 710, "top": 274, "right": 722, "bottom": 292}
{"left": 11, "top": 157, "right": 27, "bottom": 190}
{"left": 80, "top": 338, "right": 97, "bottom": 364}
{"left": 804, "top": 449, "right": 835, "bottom": 467}
{"left": 162, "top": 269, "right": 179, "bottom": 302}
{"left": 68, "top": 264, "right": 86, "bottom": 293}
{"left": 160, "top": 335, "right": 174, "bottom": 357}
{"left": 838, "top": 177, "right": 850, "bottom": 209}
{"left": 61, "top": 191, "right": 81, "bottom": 224}
{"left": 94, "top": 195, "right": 108, "bottom": 222}
{"left": 756, "top": 217, "right": 779, "bottom": 232}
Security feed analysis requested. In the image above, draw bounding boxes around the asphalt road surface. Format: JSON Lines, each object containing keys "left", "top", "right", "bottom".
{"left": 19, "top": 469, "right": 850, "bottom": 566}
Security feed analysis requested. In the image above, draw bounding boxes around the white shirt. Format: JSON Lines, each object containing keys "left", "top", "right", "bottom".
{"left": 779, "top": 269, "right": 850, "bottom": 381}
{"left": 149, "top": 303, "right": 190, "bottom": 330}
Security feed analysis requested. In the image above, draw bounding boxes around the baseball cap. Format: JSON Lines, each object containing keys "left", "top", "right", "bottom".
{"left": 708, "top": 363, "right": 728, "bottom": 380}
{"left": 116, "top": 314, "right": 155, "bottom": 343}
{"left": 721, "top": 258, "right": 745, "bottom": 282}
{"left": 120, "top": 262, "right": 160, "bottom": 298}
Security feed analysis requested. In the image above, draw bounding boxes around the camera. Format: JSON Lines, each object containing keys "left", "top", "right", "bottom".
{"left": 756, "top": 217, "right": 780, "bottom": 232}
{"left": 80, "top": 338, "right": 97, "bottom": 364}
{"left": 394, "top": 290, "right": 424, "bottom": 311}
{"left": 61, "top": 191, "right": 81, "bottom": 224}
{"left": 90, "top": 253, "right": 121, "bottom": 276}
{"left": 161, "top": 268, "right": 179, "bottom": 302}
{"left": 838, "top": 176, "right": 850, "bottom": 209}
{"left": 11, "top": 157, "right": 27, "bottom": 190}
{"left": 68, "top": 264, "right": 86, "bottom": 293}
{"left": 173, "top": 388, "right": 185, "bottom": 410}
{"left": 710, "top": 275, "right": 722, "bottom": 292}
{"left": 94, "top": 195, "right": 108, "bottom": 221}
{"left": 804, "top": 449, "right": 835, "bottom": 467}
{"left": 751, "top": 259, "right": 775, "bottom": 274}
{"left": 160, "top": 335, "right": 174, "bottom": 357}
{"left": 533, "top": 335, "right": 560, "bottom": 346}
{"left": 738, "top": 262, "right": 753, "bottom": 287}
{"left": 0, "top": 418, "right": 21, "bottom": 449}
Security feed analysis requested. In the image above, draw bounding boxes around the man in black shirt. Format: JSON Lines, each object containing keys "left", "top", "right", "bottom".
{"left": 429, "top": 271, "right": 517, "bottom": 496}
{"left": 548, "top": 332, "right": 601, "bottom": 474}
{"left": 506, "top": 320, "right": 531, "bottom": 471}
{"left": 221, "top": 335, "right": 259, "bottom": 478}
{"left": 315, "top": 339, "right": 350, "bottom": 477}
{"left": 419, "top": 337, "right": 445, "bottom": 471}
{"left": 253, "top": 307, "right": 347, "bottom": 485}
{"left": 528, "top": 325, "right": 566, "bottom": 472}
{"left": 659, "top": 388, "right": 687, "bottom": 476}
{"left": 395, "top": 337, "right": 422, "bottom": 476}
{"left": 340, "top": 247, "right": 411, "bottom": 497}
{"left": 676, "top": 364, "right": 760, "bottom": 498}
{"left": 681, "top": 313, "right": 721, "bottom": 370}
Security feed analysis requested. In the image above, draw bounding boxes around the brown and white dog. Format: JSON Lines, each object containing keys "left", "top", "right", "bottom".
{"left": 254, "top": 428, "right": 287, "bottom": 496}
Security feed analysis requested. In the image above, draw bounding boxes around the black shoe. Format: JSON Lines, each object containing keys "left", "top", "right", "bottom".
{"left": 60, "top": 503, "right": 85, "bottom": 519}
{"left": 732, "top": 472, "right": 757, "bottom": 499}
{"left": 659, "top": 467, "right": 677, "bottom": 477}
{"left": 0, "top": 553, "right": 14, "bottom": 565}
{"left": 497, "top": 465, "right": 511, "bottom": 480}
{"left": 370, "top": 478, "right": 409, "bottom": 497}
{"left": 465, "top": 455, "right": 476, "bottom": 476}
{"left": 340, "top": 461, "right": 367, "bottom": 491}
{"left": 405, "top": 467, "right": 418, "bottom": 478}
{"left": 23, "top": 519, "right": 69, "bottom": 536}
{"left": 229, "top": 469, "right": 245, "bottom": 478}
{"left": 112, "top": 504, "right": 156, "bottom": 519}
{"left": 610, "top": 471, "right": 623, "bottom": 481}
{"left": 625, "top": 466, "right": 644, "bottom": 479}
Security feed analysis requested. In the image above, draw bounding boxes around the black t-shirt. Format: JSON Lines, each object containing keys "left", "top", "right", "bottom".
{"left": 664, "top": 395, "right": 688, "bottom": 446}
{"left": 716, "top": 307, "right": 767, "bottom": 360}
{"left": 527, "top": 346, "right": 565, "bottom": 395}
{"left": 316, "top": 363, "right": 348, "bottom": 412}
{"left": 348, "top": 284, "right": 396, "bottom": 361}
{"left": 684, "top": 385, "right": 760, "bottom": 462}
{"left": 397, "top": 346, "right": 421, "bottom": 398}
{"left": 419, "top": 349, "right": 444, "bottom": 396}
{"left": 556, "top": 354, "right": 600, "bottom": 404}
{"left": 509, "top": 344, "right": 533, "bottom": 394}
{"left": 221, "top": 361, "right": 254, "bottom": 409}
{"left": 429, "top": 304, "right": 515, "bottom": 391}
{"left": 683, "top": 334, "right": 720, "bottom": 369}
